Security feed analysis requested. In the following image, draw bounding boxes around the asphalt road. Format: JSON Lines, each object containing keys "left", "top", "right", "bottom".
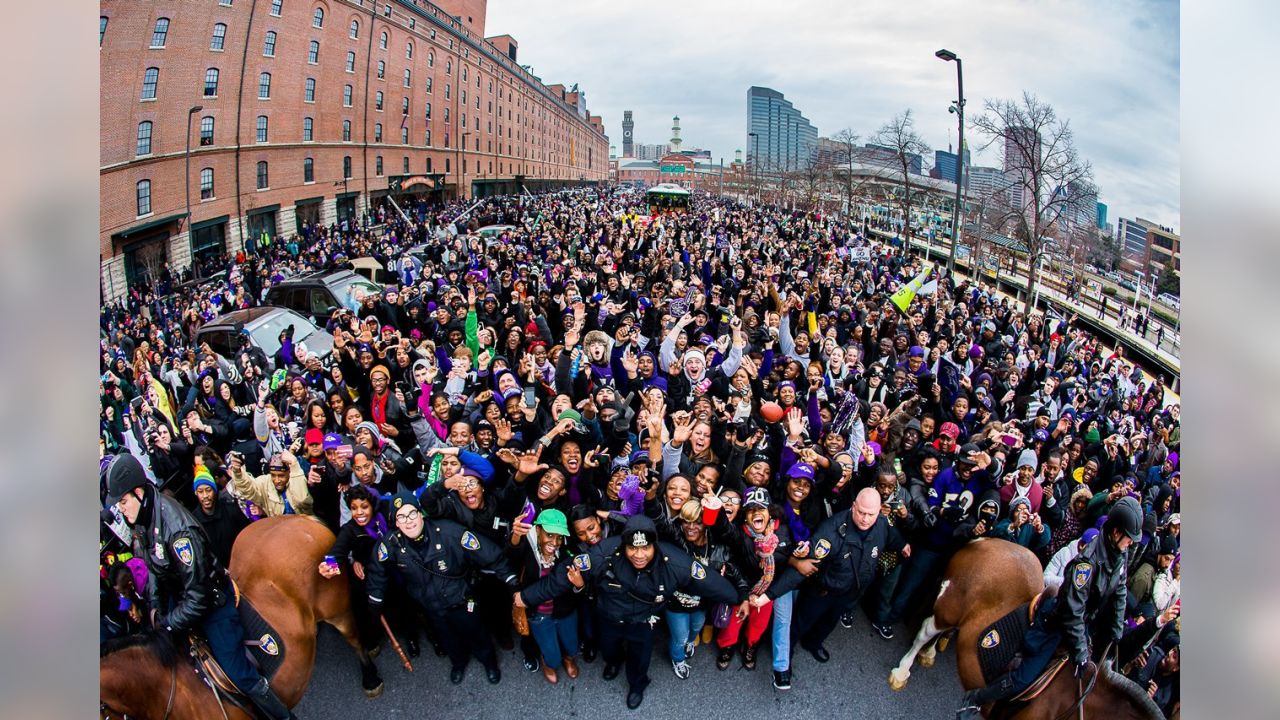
{"left": 295, "top": 614, "right": 962, "bottom": 719}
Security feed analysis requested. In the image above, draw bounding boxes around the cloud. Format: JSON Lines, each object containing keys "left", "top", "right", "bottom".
{"left": 485, "top": 0, "right": 1179, "bottom": 230}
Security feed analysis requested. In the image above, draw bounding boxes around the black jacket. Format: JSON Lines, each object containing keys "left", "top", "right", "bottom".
{"left": 133, "top": 488, "right": 230, "bottom": 632}
{"left": 521, "top": 537, "right": 738, "bottom": 625}
{"left": 365, "top": 517, "right": 518, "bottom": 614}
{"left": 767, "top": 511, "right": 906, "bottom": 599}
{"left": 194, "top": 491, "right": 250, "bottom": 569}
{"left": 1054, "top": 534, "right": 1128, "bottom": 664}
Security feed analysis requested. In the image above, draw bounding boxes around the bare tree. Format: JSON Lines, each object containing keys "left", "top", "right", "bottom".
{"left": 973, "top": 92, "right": 1094, "bottom": 309}
{"left": 869, "top": 110, "right": 931, "bottom": 242}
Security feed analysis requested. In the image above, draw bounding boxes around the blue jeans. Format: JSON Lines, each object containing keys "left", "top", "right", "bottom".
{"left": 664, "top": 608, "right": 706, "bottom": 662}
{"left": 529, "top": 611, "right": 579, "bottom": 670}
{"left": 771, "top": 590, "right": 795, "bottom": 672}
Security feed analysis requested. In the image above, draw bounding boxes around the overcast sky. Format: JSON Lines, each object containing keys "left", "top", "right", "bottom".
{"left": 486, "top": 0, "right": 1179, "bottom": 232}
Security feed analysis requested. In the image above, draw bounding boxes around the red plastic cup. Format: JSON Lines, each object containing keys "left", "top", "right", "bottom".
{"left": 702, "top": 504, "right": 720, "bottom": 526}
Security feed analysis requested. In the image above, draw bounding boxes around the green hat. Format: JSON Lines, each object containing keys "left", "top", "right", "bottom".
{"left": 557, "top": 409, "right": 583, "bottom": 424}
{"left": 533, "top": 508, "right": 570, "bottom": 537}
{"left": 1084, "top": 427, "right": 1101, "bottom": 444}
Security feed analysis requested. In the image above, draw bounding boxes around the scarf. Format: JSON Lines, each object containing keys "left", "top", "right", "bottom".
{"left": 370, "top": 390, "right": 390, "bottom": 427}
{"left": 745, "top": 520, "right": 780, "bottom": 597}
{"left": 360, "top": 512, "right": 389, "bottom": 539}
{"left": 784, "top": 502, "right": 811, "bottom": 545}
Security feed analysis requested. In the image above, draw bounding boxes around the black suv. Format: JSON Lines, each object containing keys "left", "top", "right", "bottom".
{"left": 264, "top": 269, "right": 383, "bottom": 323}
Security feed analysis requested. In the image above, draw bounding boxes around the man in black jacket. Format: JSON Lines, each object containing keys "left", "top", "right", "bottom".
{"left": 192, "top": 466, "right": 249, "bottom": 568}
{"left": 105, "top": 454, "right": 293, "bottom": 720}
{"left": 760, "top": 488, "right": 909, "bottom": 676}
{"left": 516, "top": 514, "right": 738, "bottom": 710}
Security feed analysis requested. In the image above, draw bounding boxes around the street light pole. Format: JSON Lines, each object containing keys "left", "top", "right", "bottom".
{"left": 185, "top": 105, "right": 203, "bottom": 278}
{"left": 936, "top": 49, "right": 964, "bottom": 276}
{"left": 748, "top": 132, "right": 758, "bottom": 204}
{"left": 461, "top": 132, "right": 470, "bottom": 201}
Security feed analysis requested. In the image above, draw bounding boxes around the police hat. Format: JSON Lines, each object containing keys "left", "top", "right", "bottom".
{"left": 104, "top": 453, "right": 149, "bottom": 506}
{"left": 622, "top": 514, "right": 658, "bottom": 548}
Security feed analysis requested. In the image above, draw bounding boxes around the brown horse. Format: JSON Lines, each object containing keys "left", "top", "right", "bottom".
{"left": 101, "top": 516, "right": 382, "bottom": 719}
{"left": 887, "top": 538, "right": 1163, "bottom": 719}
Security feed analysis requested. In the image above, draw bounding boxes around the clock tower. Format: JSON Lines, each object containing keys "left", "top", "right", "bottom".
{"left": 622, "top": 110, "right": 634, "bottom": 158}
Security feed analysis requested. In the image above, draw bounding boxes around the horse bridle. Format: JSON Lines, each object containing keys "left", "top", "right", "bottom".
{"left": 1050, "top": 642, "right": 1110, "bottom": 720}
{"left": 101, "top": 661, "right": 177, "bottom": 720}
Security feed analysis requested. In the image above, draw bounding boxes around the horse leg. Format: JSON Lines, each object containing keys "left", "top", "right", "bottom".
{"left": 889, "top": 614, "right": 942, "bottom": 690}
{"left": 324, "top": 608, "right": 384, "bottom": 698}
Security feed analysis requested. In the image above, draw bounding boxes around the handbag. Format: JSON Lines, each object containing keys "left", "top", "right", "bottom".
{"left": 712, "top": 603, "right": 733, "bottom": 629}
{"left": 512, "top": 604, "right": 531, "bottom": 636}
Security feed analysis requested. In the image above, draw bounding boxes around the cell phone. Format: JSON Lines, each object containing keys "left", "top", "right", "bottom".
{"left": 1001, "top": 434, "right": 1019, "bottom": 446}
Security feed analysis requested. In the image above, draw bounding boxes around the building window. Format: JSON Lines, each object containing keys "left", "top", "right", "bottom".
{"left": 426, "top": 77, "right": 432, "bottom": 93}
{"left": 150, "top": 18, "right": 169, "bottom": 48}
{"left": 308, "top": 40, "right": 319, "bottom": 64}
{"left": 443, "top": 107, "right": 449, "bottom": 123}
{"left": 200, "top": 116, "right": 214, "bottom": 145}
{"left": 375, "top": 91, "right": 383, "bottom": 110}
{"left": 343, "top": 85, "right": 352, "bottom": 107}
{"left": 258, "top": 72, "right": 272, "bottom": 99}
{"left": 135, "top": 121, "right": 153, "bottom": 156}
{"left": 200, "top": 168, "right": 214, "bottom": 199}
{"left": 270, "top": 0, "right": 282, "bottom": 17}
{"left": 461, "top": 112, "right": 466, "bottom": 127}
{"left": 141, "top": 67, "right": 159, "bottom": 100}
{"left": 343, "top": 156, "right": 351, "bottom": 178}
{"left": 424, "top": 102, "right": 431, "bottom": 119}
{"left": 400, "top": 127, "right": 408, "bottom": 143}
{"left": 304, "top": 77, "right": 315, "bottom": 102}
{"left": 302, "top": 116, "right": 313, "bottom": 141}
{"left": 444, "top": 132, "right": 449, "bottom": 148}
{"left": 376, "top": 60, "right": 385, "bottom": 78}
{"left": 100, "top": 16, "right": 107, "bottom": 46}
{"left": 427, "top": 51, "right": 433, "bottom": 68}
{"left": 383, "top": 4, "right": 391, "bottom": 17}
{"left": 263, "top": 31, "right": 276, "bottom": 56}
{"left": 220, "top": 0, "right": 233, "bottom": 5}
{"left": 401, "top": 97, "right": 409, "bottom": 115}
{"left": 312, "top": 7, "right": 324, "bottom": 28}
{"left": 136, "top": 180, "right": 152, "bottom": 216}
{"left": 374, "top": 123, "right": 382, "bottom": 142}
{"left": 403, "top": 156, "right": 410, "bottom": 173}
{"left": 405, "top": 42, "right": 413, "bottom": 59}
{"left": 462, "top": 67, "right": 467, "bottom": 83}
{"left": 256, "top": 115, "right": 268, "bottom": 143}
{"left": 203, "top": 68, "right": 220, "bottom": 97}
{"left": 211, "top": 23, "right": 226, "bottom": 51}
{"left": 379, "top": 31, "right": 387, "bottom": 50}
{"left": 256, "top": 161, "right": 269, "bottom": 189}
{"left": 342, "top": 120, "right": 351, "bottom": 142}
{"left": 424, "top": 129, "right": 431, "bottom": 146}
{"left": 349, "top": 20, "right": 359, "bottom": 39}
{"left": 303, "top": 157, "right": 314, "bottom": 182}
{"left": 403, "top": 69, "right": 411, "bottom": 87}
{"left": 445, "top": 158, "right": 450, "bottom": 172}
{"left": 446, "top": 59, "right": 451, "bottom": 75}
{"left": 346, "top": 51, "right": 356, "bottom": 73}
{"left": 426, "top": 157, "right": 433, "bottom": 172}
{"left": 444, "top": 84, "right": 450, "bottom": 100}
{"left": 461, "top": 90, "right": 466, "bottom": 105}
{"left": 375, "top": 156, "right": 383, "bottom": 176}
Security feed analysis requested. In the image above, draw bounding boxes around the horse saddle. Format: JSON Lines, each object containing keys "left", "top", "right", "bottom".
{"left": 975, "top": 586, "right": 1056, "bottom": 685}
{"left": 234, "top": 587, "right": 288, "bottom": 681}
{"left": 188, "top": 636, "right": 258, "bottom": 718}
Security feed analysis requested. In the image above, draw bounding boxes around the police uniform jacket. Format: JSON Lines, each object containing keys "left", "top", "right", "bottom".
{"left": 365, "top": 517, "right": 518, "bottom": 614}
{"left": 133, "top": 490, "right": 230, "bottom": 632}
{"left": 521, "top": 537, "right": 738, "bottom": 625}
{"left": 1055, "top": 534, "right": 1127, "bottom": 664}
{"left": 766, "top": 511, "right": 905, "bottom": 599}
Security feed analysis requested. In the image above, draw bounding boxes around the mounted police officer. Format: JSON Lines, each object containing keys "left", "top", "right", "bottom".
{"left": 515, "top": 514, "right": 739, "bottom": 710}
{"left": 956, "top": 495, "right": 1143, "bottom": 718}
{"left": 104, "top": 453, "right": 295, "bottom": 720}
{"left": 365, "top": 491, "right": 519, "bottom": 685}
{"left": 759, "top": 488, "right": 910, "bottom": 681}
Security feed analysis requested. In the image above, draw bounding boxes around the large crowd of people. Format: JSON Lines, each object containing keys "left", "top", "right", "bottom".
{"left": 99, "top": 186, "right": 1181, "bottom": 716}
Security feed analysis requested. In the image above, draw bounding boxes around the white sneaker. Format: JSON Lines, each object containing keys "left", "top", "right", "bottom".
{"left": 684, "top": 641, "right": 696, "bottom": 659}
{"left": 672, "top": 660, "right": 691, "bottom": 679}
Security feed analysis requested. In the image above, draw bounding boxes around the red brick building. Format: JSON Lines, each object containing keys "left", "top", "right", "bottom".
{"left": 100, "top": 0, "right": 609, "bottom": 300}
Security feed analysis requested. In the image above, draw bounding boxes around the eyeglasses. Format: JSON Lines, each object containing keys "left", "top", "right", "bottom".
{"left": 719, "top": 496, "right": 741, "bottom": 506}
{"left": 395, "top": 508, "right": 421, "bottom": 523}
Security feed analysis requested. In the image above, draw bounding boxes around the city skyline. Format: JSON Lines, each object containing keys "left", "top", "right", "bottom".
{"left": 487, "top": 0, "right": 1179, "bottom": 232}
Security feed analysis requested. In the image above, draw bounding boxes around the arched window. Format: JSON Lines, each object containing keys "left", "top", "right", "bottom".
{"left": 304, "top": 77, "right": 315, "bottom": 102}
{"left": 256, "top": 161, "right": 269, "bottom": 189}
{"left": 400, "top": 127, "right": 408, "bottom": 144}
{"left": 141, "top": 67, "right": 159, "bottom": 99}
{"left": 375, "top": 91, "right": 383, "bottom": 110}
{"left": 376, "top": 60, "right": 385, "bottom": 78}
{"left": 199, "top": 116, "right": 214, "bottom": 145}
{"left": 200, "top": 168, "right": 214, "bottom": 199}
{"left": 258, "top": 72, "right": 271, "bottom": 99}
{"left": 427, "top": 51, "right": 434, "bottom": 68}
{"left": 346, "top": 51, "right": 356, "bottom": 72}
{"left": 303, "top": 157, "right": 314, "bottom": 183}
{"left": 312, "top": 8, "right": 324, "bottom": 28}
{"left": 100, "top": 16, "right": 107, "bottom": 46}
{"left": 203, "top": 68, "right": 220, "bottom": 97}
{"left": 343, "top": 156, "right": 352, "bottom": 179}
{"left": 403, "top": 68, "right": 411, "bottom": 87}
{"left": 374, "top": 123, "right": 382, "bottom": 142}
{"left": 263, "top": 31, "right": 276, "bottom": 56}
{"left": 342, "top": 120, "right": 351, "bottom": 142}
{"left": 150, "top": 18, "right": 169, "bottom": 48}
{"left": 136, "top": 180, "right": 152, "bottom": 216}
{"left": 350, "top": 19, "right": 359, "bottom": 39}
{"left": 424, "top": 101, "right": 431, "bottom": 118}
{"left": 446, "top": 59, "right": 451, "bottom": 75}
{"left": 401, "top": 97, "right": 409, "bottom": 115}
{"left": 210, "top": 23, "right": 227, "bottom": 51}
{"left": 405, "top": 41, "right": 413, "bottom": 59}
{"left": 135, "top": 121, "right": 153, "bottom": 156}
{"left": 379, "top": 31, "right": 387, "bottom": 49}
{"left": 426, "top": 77, "right": 432, "bottom": 93}
{"left": 302, "top": 116, "right": 313, "bottom": 141}
{"left": 343, "top": 85, "right": 352, "bottom": 106}
{"left": 308, "top": 40, "right": 319, "bottom": 64}
{"left": 270, "top": 0, "right": 282, "bottom": 17}
{"left": 375, "top": 156, "right": 383, "bottom": 176}
{"left": 424, "top": 129, "right": 431, "bottom": 146}
{"left": 256, "top": 115, "right": 268, "bottom": 143}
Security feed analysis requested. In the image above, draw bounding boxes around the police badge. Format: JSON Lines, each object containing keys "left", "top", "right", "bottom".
{"left": 173, "top": 537, "right": 194, "bottom": 566}
{"left": 377, "top": 542, "right": 389, "bottom": 562}
{"left": 1073, "top": 562, "right": 1092, "bottom": 589}
{"left": 460, "top": 531, "right": 481, "bottom": 550}
{"left": 573, "top": 554, "right": 591, "bottom": 571}
{"left": 870, "top": 546, "right": 879, "bottom": 559}
{"left": 813, "top": 539, "right": 831, "bottom": 559}
{"left": 690, "top": 561, "right": 706, "bottom": 580}
{"left": 259, "top": 633, "right": 280, "bottom": 656}
{"left": 981, "top": 629, "right": 1000, "bottom": 649}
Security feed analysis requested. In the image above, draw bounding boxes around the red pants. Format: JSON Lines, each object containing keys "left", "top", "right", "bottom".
{"left": 717, "top": 600, "right": 771, "bottom": 648}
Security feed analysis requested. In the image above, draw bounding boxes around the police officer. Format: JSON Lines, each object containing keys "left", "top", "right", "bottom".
{"left": 759, "top": 488, "right": 909, "bottom": 679}
{"left": 957, "top": 495, "right": 1142, "bottom": 718}
{"left": 365, "top": 491, "right": 519, "bottom": 685}
{"left": 515, "top": 514, "right": 739, "bottom": 710}
{"left": 104, "top": 454, "right": 294, "bottom": 720}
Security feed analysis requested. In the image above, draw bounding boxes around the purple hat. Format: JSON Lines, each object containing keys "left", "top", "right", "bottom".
{"left": 777, "top": 380, "right": 797, "bottom": 391}
{"left": 427, "top": 301, "right": 438, "bottom": 312}
{"left": 1167, "top": 451, "right": 1178, "bottom": 469}
{"left": 908, "top": 346, "right": 925, "bottom": 358}
{"left": 969, "top": 344, "right": 984, "bottom": 359}
{"left": 1033, "top": 429, "right": 1050, "bottom": 443}
{"left": 322, "top": 432, "right": 343, "bottom": 450}
{"left": 865, "top": 441, "right": 882, "bottom": 457}
{"left": 1081, "top": 528, "right": 1100, "bottom": 545}
{"left": 786, "top": 463, "right": 815, "bottom": 483}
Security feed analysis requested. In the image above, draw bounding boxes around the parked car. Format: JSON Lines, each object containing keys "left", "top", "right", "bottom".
{"left": 194, "top": 307, "right": 333, "bottom": 366}
{"left": 476, "top": 224, "right": 517, "bottom": 238}
{"left": 264, "top": 269, "right": 382, "bottom": 323}
{"left": 345, "top": 256, "right": 396, "bottom": 285}
{"left": 1156, "top": 292, "right": 1181, "bottom": 310}
{"left": 1119, "top": 279, "right": 1138, "bottom": 292}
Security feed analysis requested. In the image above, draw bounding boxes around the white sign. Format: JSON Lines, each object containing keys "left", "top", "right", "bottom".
{"left": 850, "top": 247, "right": 871, "bottom": 262}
